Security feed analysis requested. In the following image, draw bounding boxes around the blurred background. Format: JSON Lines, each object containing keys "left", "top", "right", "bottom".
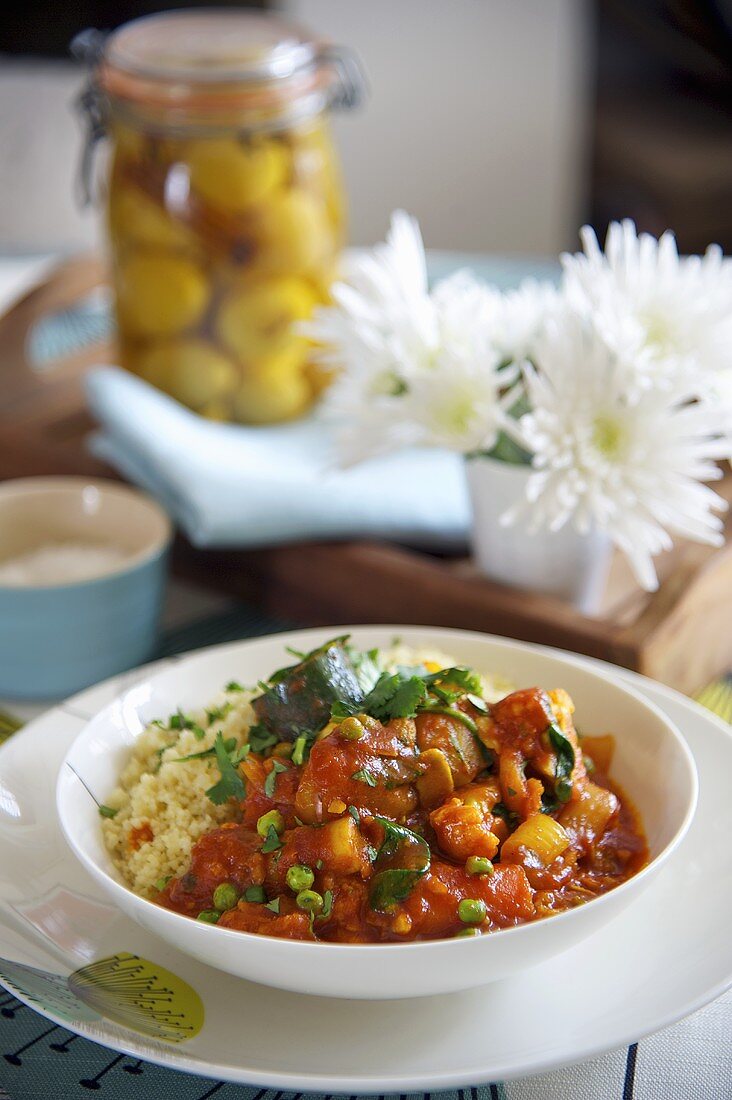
{"left": 1, "top": 0, "right": 731, "bottom": 260}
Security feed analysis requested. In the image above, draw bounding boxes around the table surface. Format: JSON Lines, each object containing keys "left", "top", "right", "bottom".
{"left": 0, "top": 257, "right": 730, "bottom": 1100}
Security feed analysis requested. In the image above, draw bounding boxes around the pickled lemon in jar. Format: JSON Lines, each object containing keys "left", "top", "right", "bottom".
{"left": 77, "top": 10, "right": 363, "bottom": 424}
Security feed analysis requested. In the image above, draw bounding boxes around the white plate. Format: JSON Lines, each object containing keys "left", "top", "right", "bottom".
{"left": 0, "top": 628, "right": 730, "bottom": 1091}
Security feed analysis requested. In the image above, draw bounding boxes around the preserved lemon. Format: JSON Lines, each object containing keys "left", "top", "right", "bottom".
{"left": 253, "top": 190, "right": 330, "bottom": 275}
{"left": 233, "top": 367, "right": 311, "bottom": 424}
{"left": 136, "top": 340, "right": 237, "bottom": 409}
{"left": 188, "top": 137, "right": 288, "bottom": 214}
{"left": 116, "top": 253, "right": 209, "bottom": 338}
{"left": 216, "top": 276, "right": 317, "bottom": 361}
{"left": 108, "top": 184, "right": 197, "bottom": 253}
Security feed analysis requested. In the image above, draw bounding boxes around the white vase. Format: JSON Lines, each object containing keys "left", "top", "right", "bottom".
{"left": 465, "top": 455, "right": 613, "bottom": 615}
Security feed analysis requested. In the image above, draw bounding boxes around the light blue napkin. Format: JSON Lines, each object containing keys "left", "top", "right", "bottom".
{"left": 86, "top": 366, "right": 470, "bottom": 548}
{"left": 85, "top": 254, "right": 557, "bottom": 549}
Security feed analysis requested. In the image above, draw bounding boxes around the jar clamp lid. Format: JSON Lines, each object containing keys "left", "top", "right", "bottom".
{"left": 71, "top": 9, "right": 366, "bottom": 203}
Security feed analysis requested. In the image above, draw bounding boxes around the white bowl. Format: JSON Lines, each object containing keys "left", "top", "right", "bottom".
{"left": 57, "top": 626, "right": 698, "bottom": 1000}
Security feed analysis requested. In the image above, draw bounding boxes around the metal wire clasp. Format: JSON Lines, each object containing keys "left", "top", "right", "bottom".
{"left": 319, "top": 46, "right": 368, "bottom": 111}
{"left": 71, "top": 28, "right": 109, "bottom": 207}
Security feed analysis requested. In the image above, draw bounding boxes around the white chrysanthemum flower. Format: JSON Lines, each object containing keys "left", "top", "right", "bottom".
{"left": 506, "top": 313, "right": 731, "bottom": 590}
{"left": 307, "top": 211, "right": 520, "bottom": 462}
{"left": 562, "top": 219, "right": 732, "bottom": 396}
{"left": 494, "top": 278, "right": 563, "bottom": 365}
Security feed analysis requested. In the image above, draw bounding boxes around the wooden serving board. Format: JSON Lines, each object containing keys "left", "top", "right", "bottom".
{"left": 2, "top": 255, "right": 731, "bottom": 695}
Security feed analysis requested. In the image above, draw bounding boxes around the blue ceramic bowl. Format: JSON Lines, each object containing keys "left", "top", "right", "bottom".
{"left": 0, "top": 478, "right": 172, "bottom": 700}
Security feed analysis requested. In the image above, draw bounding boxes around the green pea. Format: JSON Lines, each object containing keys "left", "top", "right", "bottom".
{"left": 286, "top": 864, "right": 315, "bottom": 892}
{"left": 244, "top": 884, "right": 267, "bottom": 903}
{"left": 340, "top": 716, "right": 365, "bottom": 741}
{"left": 458, "top": 898, "right": 487, "bottom": 925}
{"left": 212, "top": 882, "right": 239, "bottom": 912}
{"left": 465, "top": 856, "right": 494, "bottom": 876}
{"left": 256, "top": 809, "right": 285, "bottom": 838}
{"left": 295, "top": 889, "right": 324, "bottom": 914}
{"left": 455, "top": 927, "right": 480, "bottom": 938}
{"left": 555, "top": 777, "right": 573, "bottom": 803}
{"left": 196, "top": 909, "right": 220, "bottom": 924}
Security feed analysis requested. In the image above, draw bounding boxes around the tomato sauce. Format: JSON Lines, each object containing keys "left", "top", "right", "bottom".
{"left": 158, "top": 685, "right": 648, "bottom": 942}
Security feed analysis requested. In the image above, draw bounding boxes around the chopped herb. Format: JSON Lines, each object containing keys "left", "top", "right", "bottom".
{"left": 205, "top": 732, "right": 246, "bottom": 805}
{"left": 347, "top": 805, "right": 361, "bottom": 825}
{"left": 261, "top": 824, "right": 283, "bottom": 853}
{"left": 318, "top": 889, "right": 334, "bottom": 920}
{"left": 264, "top": 759, "right": 288, "bottom": 798}
{"left": 291, "top": 729, "right": 316, "bottom": 765}
{"left": 492, "top": 801, "right": 520, "bottom": 830}
{"left": 225, "top": 681, "right": 246, "bottom": 693}
{"left": 248, "top": 723, "right": 279, "bottom": 755}
{"left": 363, "top": 672, "right": 428, "bottom": 721}
{"left": 351, "top": 768, "right": 377, "bottom": 787}
{"left": 264, "top": 897, "right": 281, "bottom": 914}
{"left": 174, "top": 736, "right": 237, "bottom": 763}
{"left": 169, "top": 709, "right": 193, "bottom": 731}
{"left": 315, "top": 858, "right": 324, "bottom": 870}
{"left": 191, "top": 724, "right": 207, "bottom": 741}
{"left": 206, "top": 702, "right": 232, "bottom": 725}
{"left": 547, "top": 722, "right": 575, "bottom": 803}
{"left": 424, "top": 667, "right": 482, "bottom": 695}
{"left": 507, "top": 786, "right": 517, "bottom": 797}
{"left": 154, "top": 876, "right": 171, "bottom": 892}
{"left": 369, "top": 817, "right": 431, "bottom": 912}
{"left": 98, "top": 804, "right": 118, "bottom": 819}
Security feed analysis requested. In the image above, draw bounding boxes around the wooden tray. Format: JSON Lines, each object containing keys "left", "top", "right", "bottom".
{"left": 2, "top": 255, "right": 731, "bottom": 694}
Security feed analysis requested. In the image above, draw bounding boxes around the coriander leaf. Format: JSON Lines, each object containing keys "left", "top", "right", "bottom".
{"left": 264, "top": 896, "right": 281, "bottom": 913}
{"left": 98, "top": 804, "right": 118, "bottom": 819}
{"left": 264, "top": 759, "right": 288, "bottom": 798}
{"left": 351, "top": 768, "right": 377, "bottom": 787}
{"left": 206, "top": 703, "right": 232, "bottom": 725}
{"left": 206, "top": 732, "right": 246, "bottom": 805}
{"left": 291, "top": 729, "right": 317, "bottom": 765}
{"left": 360, "top": 672, "right": 428, "bottom": 721}
{"left": 174, "top": 736, "right": 237, "bottom": 763}
{"left": 369, "top": 816, "right": 431, "bottom": 913}
{"left": 154, "top": 875, "right": 171, "bottom": 892}
{"left": 318, "top": 889, "right": 334, "bottom": 920}
{"left": 169, "top": 708, "right": 194, "bottom": 731}
{"left": 547, "top": 722, "right": 575, "bottom": 803}
{"left": 225, "top": 681, "right": 246, "bottom": 693}
{"left": 248, "top": 723, "right": 278, "bottom": 754}
{"left": 492, "top": 801, "right": 519, "bottom": 830}
{"left": 424, "top": 666, "right": 482, "bottom": 694}
{"left": 331, "top": 698, "right": 359, "bottom": 721}
{"left": 261, "top": 825, "right": 283, "bottom": 853}
{"left": 347, "top": 805, "right": 361, "bottom": 825}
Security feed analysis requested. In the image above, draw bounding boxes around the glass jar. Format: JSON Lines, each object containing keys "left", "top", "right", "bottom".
{"left": 74, "top": 11, "right": 364, "bottom": 424}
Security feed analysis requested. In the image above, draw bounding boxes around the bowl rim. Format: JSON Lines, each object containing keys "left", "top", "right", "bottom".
{"left": 56, "top": 625, "right": 699, "bottom": 958}
{"left": 0, "top": 476, "right": 173, "bottom": 591}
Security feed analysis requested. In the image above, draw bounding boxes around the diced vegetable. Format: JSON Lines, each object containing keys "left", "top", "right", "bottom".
{"left": 416, "top": 747, "right": 454, "bottom": 809}
{"left": 252, "top": 638, "right": 364, "bottom": 741}
{"left": 559, "top": 781, "right": 619, "bottom": 850}
{"left": 500, "top": 813, "right": 570, "bottom": 866}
